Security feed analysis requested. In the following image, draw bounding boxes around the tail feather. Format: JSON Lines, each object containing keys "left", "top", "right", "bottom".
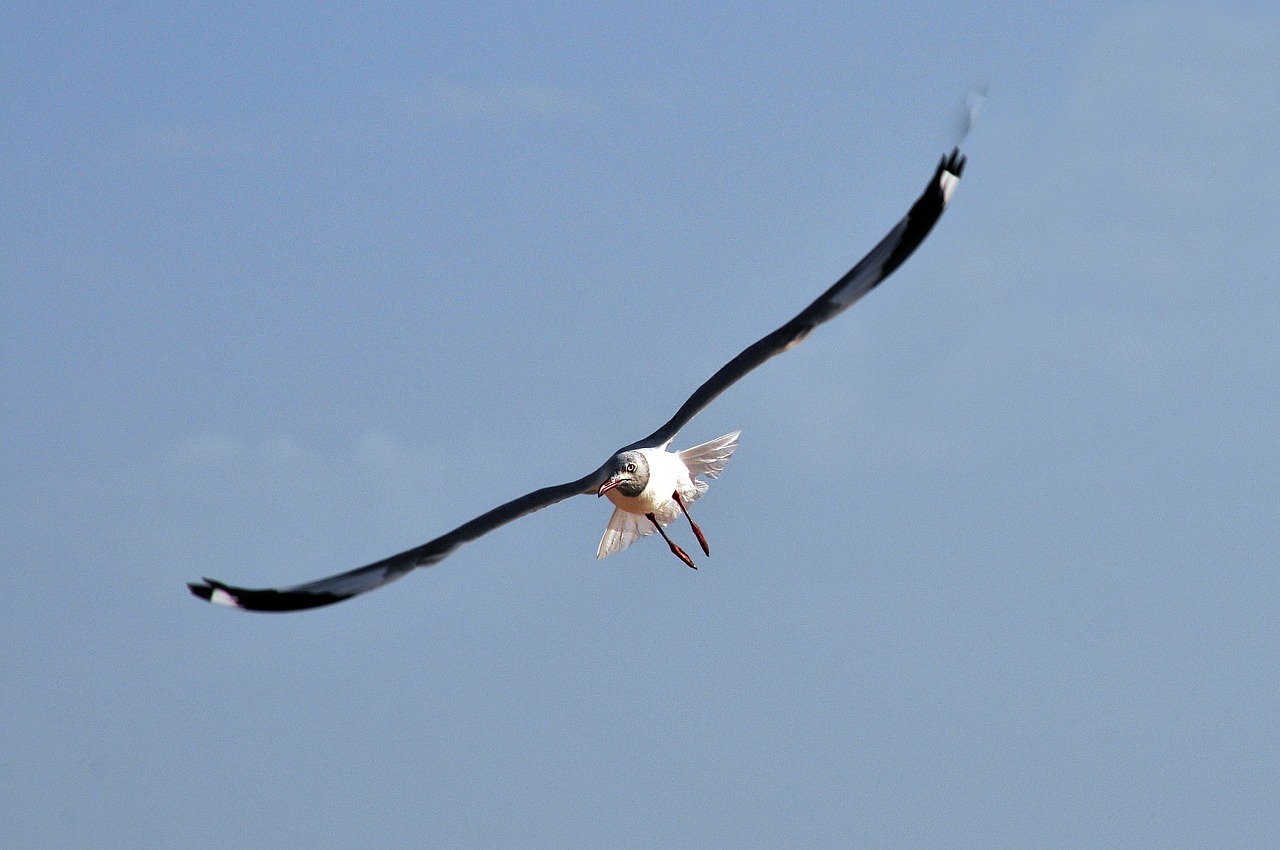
{"left": 596, "top": 507, "right": 659, "bottom": 560}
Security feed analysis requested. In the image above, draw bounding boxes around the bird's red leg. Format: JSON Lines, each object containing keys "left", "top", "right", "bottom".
{"left": 647, "top": 512, "right": 697, "bottom": 569}
{"left": 672, "top": 491, "right": 710, "bottom": 557}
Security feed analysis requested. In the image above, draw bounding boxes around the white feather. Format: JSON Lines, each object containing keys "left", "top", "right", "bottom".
{"left": 209, "top": 587, "right": 242, "bottom": 608}
{"left": 596, "top": 507, "right": 658, "bottom": 559}
{"left": 597, "top": 431, "right": 740, "bottom": 559}
{"left": 678, "top": 431, "right": 740, "bottom": 488}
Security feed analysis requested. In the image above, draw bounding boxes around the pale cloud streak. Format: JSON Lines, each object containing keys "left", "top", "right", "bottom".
{"left": 149, "top": 124, "right": 272, "bottom": 161}
{"left": 390, "top": 80, "right": 602, "bottom": 126}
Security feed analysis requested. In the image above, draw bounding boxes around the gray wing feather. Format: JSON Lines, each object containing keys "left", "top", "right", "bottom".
{"left": 628, "top": 149, "right": 965, "bottom": 451}
{"left": 188, "top": 468, "right": 605, "bottom": 611}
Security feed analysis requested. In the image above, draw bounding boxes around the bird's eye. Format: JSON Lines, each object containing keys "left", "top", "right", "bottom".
{"left": 626, "top": 462, "right": 636, "bottom": 473}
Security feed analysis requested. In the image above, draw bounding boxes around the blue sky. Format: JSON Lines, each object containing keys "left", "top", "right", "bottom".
{"left": 3, "top": 2, "right": 1278, "bottom": 847}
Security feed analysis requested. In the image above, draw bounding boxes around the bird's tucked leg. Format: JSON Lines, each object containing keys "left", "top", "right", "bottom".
{"left": 672, "top": 491, "right": 710, "bottom": 557}
{"left": 647, "top": 512, "right": 697, "bottom": 569}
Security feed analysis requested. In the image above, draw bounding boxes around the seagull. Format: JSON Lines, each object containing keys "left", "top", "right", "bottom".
{"left": 189, "top": 147, "right": 966, "bottom": 612}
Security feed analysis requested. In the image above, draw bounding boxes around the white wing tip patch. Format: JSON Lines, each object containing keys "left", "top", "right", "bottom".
{"left": 209, "top": 587, "right": 242, "bottom": 608}
{"left": 939, "top": 169, "right": 960, "bottom": 205}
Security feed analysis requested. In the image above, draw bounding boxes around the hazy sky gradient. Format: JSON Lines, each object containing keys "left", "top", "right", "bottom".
{"left": 3, "top": 3, "right": 1278, "bottom": 847}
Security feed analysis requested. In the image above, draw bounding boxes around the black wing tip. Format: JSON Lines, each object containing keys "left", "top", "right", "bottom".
{"left": 187, "top": 577, "right": 352, "bottom": 613}
{"left": 940, "top": 147, "right": 966, "bottom": 179}
{"left": 187, "top": 580, "right": 215, "bottom": 602}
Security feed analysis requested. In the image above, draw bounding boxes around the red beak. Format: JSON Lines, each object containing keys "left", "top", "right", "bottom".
{"left": 597, "top": 477, "right": 621, "bottom": 497}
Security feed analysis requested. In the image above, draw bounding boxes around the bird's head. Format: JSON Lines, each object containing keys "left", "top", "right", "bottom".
{"left": 598, "top": 450, "right": 649, "bottom": 498}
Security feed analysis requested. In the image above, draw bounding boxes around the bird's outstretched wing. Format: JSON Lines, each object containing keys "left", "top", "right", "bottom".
{"left": 629, "top": 149, "right": 965, "bottom": 451}
{"left": 189, "top": 147, "right": 966, "bottom": 613}
{"left": 188, "top": 469, "right": 605, "bottom": 611}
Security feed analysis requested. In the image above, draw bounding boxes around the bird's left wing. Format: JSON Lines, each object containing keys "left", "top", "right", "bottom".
{"left": 188, "top": 468, "right": 606, "bottom": 612}
{"left": 630, "top": 148, "right": 965, "bottom": 451}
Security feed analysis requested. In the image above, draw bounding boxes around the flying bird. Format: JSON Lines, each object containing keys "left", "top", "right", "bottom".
{"left": 189, "top": 147, "right": 966, "bottom": 611}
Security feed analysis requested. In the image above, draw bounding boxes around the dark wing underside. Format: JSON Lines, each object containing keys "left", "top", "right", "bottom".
{"left": 629, "top": 149, "right": 965, "bottom": 451}
{"left": 189, "top": 147, "right": 965, "bottom": 613}
{"left": 188, "top": 469, "right": 604, "bottom": 611}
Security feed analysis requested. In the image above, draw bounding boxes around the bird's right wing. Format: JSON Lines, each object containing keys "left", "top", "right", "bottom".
{"left": 188, "top": 467, "right": 607, "bottom": 612}
{"left": 630, "top": 149, "right": 965, "bottom": 451}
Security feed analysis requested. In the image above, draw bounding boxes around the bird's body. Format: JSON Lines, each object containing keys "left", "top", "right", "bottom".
{"left": 188, "top": 146, "right": 967, "bottom": 612}
{"left": 600, "top": 447, "right": 692, "bottom": 518}
{"left": 596, "top": 432, "right": 740, "bottom": 566}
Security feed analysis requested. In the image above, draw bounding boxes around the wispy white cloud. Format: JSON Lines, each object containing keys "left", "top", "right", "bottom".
{"left": 744, "top": 5, "right": 1280, "bottom": 484}
{"left": 149, "top": 124, "right": 271, "bottom": 160}
{"left": 628, "top": 81, "right": 712, "bottom": 112}
{"left": 165, "top": 429, "right": 456, "bottom": 485}
{"left": 973, "top": 5, "right": 1280, "bottom": 347}
{"left": 390, "top": 80, "right": 602, "bottom": 126}
{"left": 168, "top": 432, "right": 312, "bottom": 470}
{"left": 161, "top": 427, "right": 518, "bottom": 520}
{"left": 1063, "top": 5, "right": 1280, "bottom": 219}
